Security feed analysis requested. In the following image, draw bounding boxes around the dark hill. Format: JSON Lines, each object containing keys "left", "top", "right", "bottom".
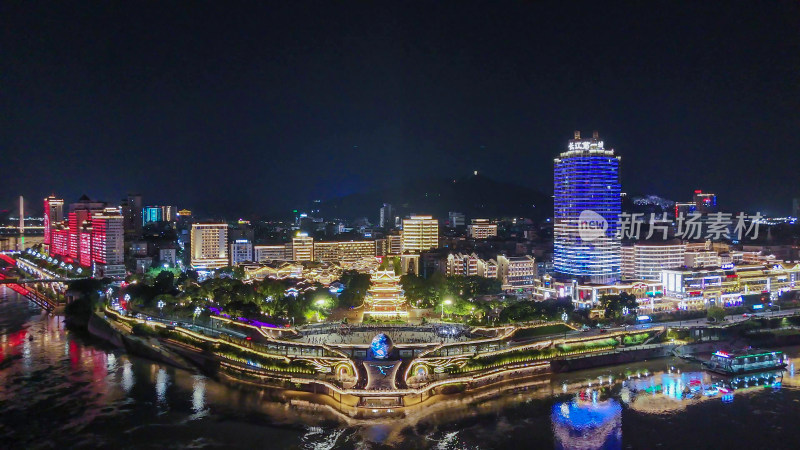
{"left": 318, "top": 174, "right": 552, "bottom": 223}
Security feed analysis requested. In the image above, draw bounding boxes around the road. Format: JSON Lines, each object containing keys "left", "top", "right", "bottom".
{"left": 514, "top": 308, "right": 800, "bottom": 345}
{"left": 647, "top": 308, "right": 799, "bottom": 331}
{"left": 126, "top": 309, "right": 249, "bottom": 339}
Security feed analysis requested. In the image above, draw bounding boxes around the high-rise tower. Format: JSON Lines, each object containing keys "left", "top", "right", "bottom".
{"left": 43, "top": 195, "right": 65, "bottom": 247}
{"left": 379, "top": 203, "right": 394, "bottom": 229}
{"left": 553, "top": 131, "right": 621, "bottom": 284}
{"left": 19, "top": 196, "right": 24, "bottom": 249}
{"left": 122, "top": 193, "right": 143, "bottom": 239}
{"left": 91, "top": 208, "right": 125, "bottom": 278}
{"left": 401, "top": 215, "right": 439, "bottom": 253}
{"left": 190, "top": 223, "right": 229, "bottom": 269}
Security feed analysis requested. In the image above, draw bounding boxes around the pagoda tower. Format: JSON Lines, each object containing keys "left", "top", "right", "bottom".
{"left": 364, "top": 270, "right": 408, "bottom": 317}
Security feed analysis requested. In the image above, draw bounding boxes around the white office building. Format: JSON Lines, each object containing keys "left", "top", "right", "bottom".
{"left": 191, "top": 223, "right": 229, "bottom": 269}
{"left": 230, "top": 239, "right": 253, "bottom": 265}
{"left": 621, "top": 241, "right": 686, "bottom": 281}
{"left": 402, "top": 215, "right": 439, "bottom": 253}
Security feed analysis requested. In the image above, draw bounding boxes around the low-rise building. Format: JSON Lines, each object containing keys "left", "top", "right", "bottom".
{"left": 573, "top": 281, "right": 663, "bottom": 310}
{"left": 129, "top": 240, "right": 149, "bottom": 257}
{"left": 341, "top": 256, "right": 381, "bottom": 273}
{"left": 533, "top": 276, "right": 664, "bottom": 310}
{"left": 291, "top": 233, "right": 314, "bottom": 261}
{"left": 497, "top": 255, "right": 536, "bottom": 291}
{"left": 254, "top": 245, "right": 288, "bottom": 262}
{"left": 311, "top": 240, "right": 376, "bottom": 264}
{"left": 134, "top": 257, "right": 153, "bottom": 274}
{"left": 230, "top": 239, "right": 253, "bottom": 265}
{"left": 621, "top": 241, "right": 685, "bottom": 281}
{"left": 468, "top": 219, "right": 498, "bottom": 239}
{"left": 448, "top": 211, "right": 466, "bottom": 228}
{"left": 243, "top": 261, "right": 304, "bottom": 281}
{"left": 159, "top": 248, "right": 177, "bottom": 266}
{"left": 684, "top": 250, "right": 721, "bottom": 268}
{"left": 313, "top": 241, "right": 340, "bottom": 263}
{"left": 338, "top": 240, "right": 376, "bottom": 263}
{"left": 661, "top": 262, "right": 800, "bottom": 307}
{"left": 477, "top": 258, "right": 498, "bottom": 278}
{"left": 387, "top": 234, "right": 403, "bottom": 255}
{"left": 401, "top": 254, "right": 420, "bottom": 275}
{"left": 242, "top": 261, "right": 342, "bottom": 286}
{"left": 447, "top": 253, "right": 481, "bottom": 276}
{"left": 742, "top": 244, "right": 795, "bottom": 262}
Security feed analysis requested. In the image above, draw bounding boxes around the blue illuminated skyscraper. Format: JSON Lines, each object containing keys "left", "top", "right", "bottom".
{"left": 553, "top": 131, "right": 621, "bottom": 284}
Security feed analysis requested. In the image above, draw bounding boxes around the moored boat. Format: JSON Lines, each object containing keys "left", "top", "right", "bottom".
{"left": 703, "top": 349, "right": 787, "bottom": 375}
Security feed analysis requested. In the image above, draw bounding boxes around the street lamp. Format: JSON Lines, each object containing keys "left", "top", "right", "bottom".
{"left": 193, "top": 306, "right": 202, "bottom": 324}
{"left": 315, "top": 299, "right": 326, "bottom": 321}
{"left": 442, "top": 299, "right": 452, "bottom": 319}
{"left": 157, "top": 299, "right": 165, "bottom": 316}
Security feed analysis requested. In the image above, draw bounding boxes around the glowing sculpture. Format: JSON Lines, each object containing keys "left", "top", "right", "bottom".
{"left": 370, "top": 333, "right": 394, "bottom": 360}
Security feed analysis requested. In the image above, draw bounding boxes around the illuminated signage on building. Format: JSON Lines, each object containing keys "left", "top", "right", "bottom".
{"left": 567, "top": 140, "right": 604, "bottom": 151}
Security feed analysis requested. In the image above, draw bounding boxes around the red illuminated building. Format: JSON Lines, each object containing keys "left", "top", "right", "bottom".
{"left": 43, "top": 195, "right": 126, "bottom": 278}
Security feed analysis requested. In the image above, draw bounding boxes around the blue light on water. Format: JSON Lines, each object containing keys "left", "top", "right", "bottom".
{"left": 552, "top": 399, "right": 622, "bottom": 450}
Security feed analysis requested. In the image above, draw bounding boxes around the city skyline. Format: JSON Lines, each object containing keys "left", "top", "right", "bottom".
{"left": 3, "top": 3, "right": 800, "bottom": 449}
{"left": 3, "top": 2, "right": 799, "bottom": 216}
{"left": 1, "top": 168, "right": 793, "bottom": 222}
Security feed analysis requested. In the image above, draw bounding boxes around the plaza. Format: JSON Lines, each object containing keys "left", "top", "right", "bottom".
{"left": 293, "top": 324, "right": 473, "bottom": 346}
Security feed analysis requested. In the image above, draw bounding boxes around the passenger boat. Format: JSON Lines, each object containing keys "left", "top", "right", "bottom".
{"left": 703, "top": 350, "right": 787, "bottom": 375}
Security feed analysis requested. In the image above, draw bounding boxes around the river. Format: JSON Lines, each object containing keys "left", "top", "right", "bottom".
{"left": 2, "top": 286, "right": 800, "bottom": 449}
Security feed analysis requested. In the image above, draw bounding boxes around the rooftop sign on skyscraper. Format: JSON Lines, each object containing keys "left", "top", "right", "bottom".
{"left": 553, "top": 131, "right": 622, "bottom": 284}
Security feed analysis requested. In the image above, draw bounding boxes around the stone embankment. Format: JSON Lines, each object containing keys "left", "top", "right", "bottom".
{"left": 87, "top": 313, "right": 195, "bottom": 371}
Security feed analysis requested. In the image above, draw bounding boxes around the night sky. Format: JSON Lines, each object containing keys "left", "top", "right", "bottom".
{"left": 3, "top": 1, "right": 799, "bottom": 217}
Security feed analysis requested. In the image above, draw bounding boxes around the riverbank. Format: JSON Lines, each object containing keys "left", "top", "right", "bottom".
{"left": 73, "top": 310, "right": 674, "bottom": 413}
{"left": 7, "top": 285, "right": 800, "bottom": 449}
{"left": 86, "top": 312, "right": 196, "bottom": 371}
{"left": 66, "top": 302, "right": 800, "bottom": 419}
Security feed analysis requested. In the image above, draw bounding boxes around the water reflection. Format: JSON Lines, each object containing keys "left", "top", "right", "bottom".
{"left": 122, "top": 359, "right": 134, "bottom": 393}
{"left": 107, "top": 352, "right": 117, "bottom": 372}
{"left": 4, "top": 285, "right": 800, "bottom": 449}
{"left": 621, "top": 368, "right": 786, "bottom": 413}
{"left": 552, "top": 396, "right": 622, "bottom": 450}
{"left": 192, "top": 375, "right": 207, "bottom": 415}
{"left": 156, "top": 368, "right": 168, "bottom": 404}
